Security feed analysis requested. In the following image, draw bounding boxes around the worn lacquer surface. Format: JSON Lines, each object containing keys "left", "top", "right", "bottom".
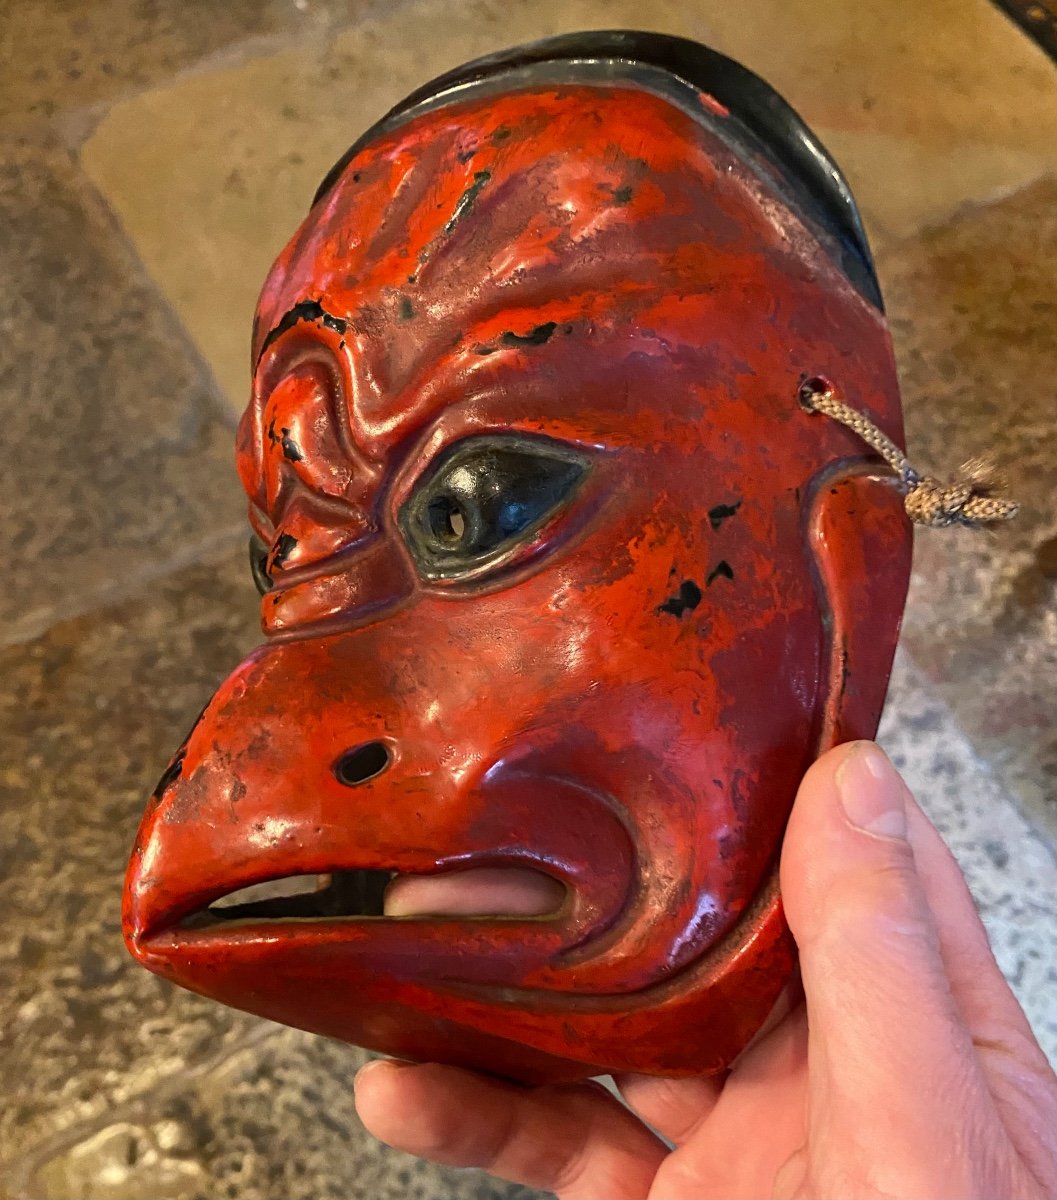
{"left": 124, "top": 41, "right": 912, "bottom": 1082}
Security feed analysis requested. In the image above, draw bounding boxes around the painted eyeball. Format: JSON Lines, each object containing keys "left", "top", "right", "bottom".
{"left": 398, "top": 434, "right": 588, "bottom": 580}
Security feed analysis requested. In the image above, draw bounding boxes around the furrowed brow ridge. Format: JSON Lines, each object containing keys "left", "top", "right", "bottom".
{"left": 257, "top": 299, "right": 349, "bottom": 365}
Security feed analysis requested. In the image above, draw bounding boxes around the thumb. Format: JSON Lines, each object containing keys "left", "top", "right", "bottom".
{"left": 780, "top": 742, "right": 995, "bottom": 1183}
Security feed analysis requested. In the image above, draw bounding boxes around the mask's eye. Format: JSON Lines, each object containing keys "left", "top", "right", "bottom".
{"left": 398, "top": 434, "right": 589, "bottom": 580}
{"left": 249, "top": 533, "right": 273, "bottom": 595}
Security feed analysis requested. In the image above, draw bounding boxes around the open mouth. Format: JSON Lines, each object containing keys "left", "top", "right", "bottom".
{"left": 180, "top": 869, "right": 394, "bottom": 929}
{"left": 178, "top": 866, "right": 568, "bottom": 930}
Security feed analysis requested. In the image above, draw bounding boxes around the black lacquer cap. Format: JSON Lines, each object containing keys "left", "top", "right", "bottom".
{"left": 313, "top": 31, "right": 882, "bottom": 311}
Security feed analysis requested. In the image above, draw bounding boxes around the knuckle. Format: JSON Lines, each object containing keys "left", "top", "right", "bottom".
{"left": 819, "top": 853, "right": 930, "bottom": 940}
{"left": 802, "top": 854, "right": 948, "bottom": 989}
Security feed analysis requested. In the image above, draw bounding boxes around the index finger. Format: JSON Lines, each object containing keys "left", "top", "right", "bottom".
{"left": 354, "top": 1059, "right": 668, "bottom": 1199}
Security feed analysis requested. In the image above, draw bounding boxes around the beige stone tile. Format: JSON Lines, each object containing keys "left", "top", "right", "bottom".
{"left": 819, "top": 130, "right": 1048, "bottom": 249}
{"left": 81, "top": 0, "right": 1057, "bottom": 412}
{"left": 879, "top": 177, "right": 1057, "bottom": 842}
{"left": 0, "top": 0, "right": 412, "bottom": 123}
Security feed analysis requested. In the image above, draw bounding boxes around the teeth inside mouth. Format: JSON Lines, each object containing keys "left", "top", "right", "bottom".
{"left": 382, "top": 867, "right": 566, "bottom": 918}
{"left": 182, "top": 866, "right": 565, "bottom": 928}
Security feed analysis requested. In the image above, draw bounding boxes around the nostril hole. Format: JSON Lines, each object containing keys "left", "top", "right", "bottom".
{"left": 334, "top": 741, "right": 391, "bottom": 786}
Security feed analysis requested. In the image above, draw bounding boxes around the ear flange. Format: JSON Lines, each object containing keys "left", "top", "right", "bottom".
{"left": 807, "top": 465, "right": 914, "bottom": 752}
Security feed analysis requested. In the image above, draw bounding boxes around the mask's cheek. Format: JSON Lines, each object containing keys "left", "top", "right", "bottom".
{"left": 391, "top": 548, "right": 819, "bottom": 993}
{"left": 500, "top": 619, "right": 817, "bottom": 993}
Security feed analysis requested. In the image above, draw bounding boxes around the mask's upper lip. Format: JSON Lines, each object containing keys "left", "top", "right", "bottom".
{"left": 124, "top": 770, "right": 638, "bottom": 960}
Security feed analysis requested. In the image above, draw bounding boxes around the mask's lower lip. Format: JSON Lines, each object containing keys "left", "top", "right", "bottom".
{"left": 177, "top": 865, "right": 568, "bottom": 931}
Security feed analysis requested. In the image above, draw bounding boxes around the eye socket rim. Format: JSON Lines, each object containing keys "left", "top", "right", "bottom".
{"left": 397, "top": 433, "right": 590, "bottom": 582}
{"left": 248, "top": 533, "right": 273, "bottom": 595}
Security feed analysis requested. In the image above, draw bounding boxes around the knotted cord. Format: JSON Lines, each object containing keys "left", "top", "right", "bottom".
{"left": 797, "top": 377, "right": 1020, "bottom": 528}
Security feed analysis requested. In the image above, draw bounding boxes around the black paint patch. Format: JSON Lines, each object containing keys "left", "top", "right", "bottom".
{"left": 474, "top": 342, "right": 499, "bottom": 356}
{"left": 707, "top": 560, "right": 734, "bottom": 585}
{"left": 457, "top": 146, "right": 477, "bottom": 163}
{"left": 657, "top": 579, "right": 703, "bottom": 618}
{"left": 491, "top": 125, "right": 512, "bottom": 142}
{"left": 501, "top": 321, "right": 558, "bottom": 348}
{"left": 271, "top": 533, "right": 298, "bottom": 569}
{"left": 152, "top": 749, "right": 186, "bottom": 800}
{"left": 280, "top": 427, "right": 303, "bottom": 463}
{"left": 266, "top": 418, "right": 280, "bottom": 446}
{"left": 708, "top": 500, "right": 742, "bottom": 530}
{"left": 613, "top": 185, "right": 634, "bottom": 204}
{"left": 258, "top": 299, "right": 348, "bottom": 361}
{"left": 398, "top": 296, "right": 415, "bottom": 320}
{"left": 444, "top": 170, "right": 492, "bottom": 233}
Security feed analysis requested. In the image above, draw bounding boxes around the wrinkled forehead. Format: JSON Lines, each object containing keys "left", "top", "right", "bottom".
{"left": 252, "top": 81, "right": 868, "bottom": 381}
{"left": 240, "top": 75, "right": 899, "bottom": 536}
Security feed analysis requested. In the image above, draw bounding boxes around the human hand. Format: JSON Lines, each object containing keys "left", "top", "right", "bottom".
{"left": 354, "top": 741, "right": 1057, "bottom": 1199}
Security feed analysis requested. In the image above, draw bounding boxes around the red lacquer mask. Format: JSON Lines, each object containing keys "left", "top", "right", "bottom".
{"left": 124, "top": 32, "right": 912, "bottom": 1083}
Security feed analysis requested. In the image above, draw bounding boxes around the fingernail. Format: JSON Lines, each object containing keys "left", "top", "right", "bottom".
{"left": 354, "top": 1059, "right": 385, "bottom": 1088}
{"left": 835, "top": 743, "right": 906, "bottom": 839}
{"left": 354, "top": 1058, "right": 409, "bottom": 1088}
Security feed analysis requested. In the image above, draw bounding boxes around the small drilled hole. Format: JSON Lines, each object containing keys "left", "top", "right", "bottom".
{"left": 334, "top": 742, "right": 391, "bottom": 786}
{"left": 798, "top": 374, "right": 834, "bottom": 409}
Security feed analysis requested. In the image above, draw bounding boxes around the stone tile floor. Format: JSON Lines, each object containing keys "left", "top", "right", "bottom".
{"left": 1, "top": 1, "right": 1055, "bottom": 1196}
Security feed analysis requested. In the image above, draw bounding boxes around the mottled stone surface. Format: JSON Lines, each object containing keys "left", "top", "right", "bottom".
{"left": 22, "top": 1032, "right": 544, "bottom": 1200}
{"left": 882, "top": 178, "right": 1057, "bottom": 841}
{"left": 0, "top": 548, "right": 260, "bottom": 1168}
{"left": 81, "top": 0, "right": 1057, "bottom": 409}
{"left": 0, "top": 135, "right": 246, "bottom": 645}
{"left": 878, "top": 651, "right": 1057, "bottom": 1066}
{"left": 0, "top": 0, "right": 416, "bottom": 124}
